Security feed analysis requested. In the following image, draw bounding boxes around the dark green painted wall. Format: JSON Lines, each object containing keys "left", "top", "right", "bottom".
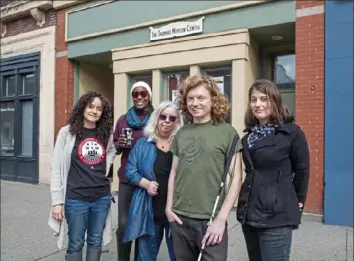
{"left": 67, "top": 1, "right": 295, "bottom": 58}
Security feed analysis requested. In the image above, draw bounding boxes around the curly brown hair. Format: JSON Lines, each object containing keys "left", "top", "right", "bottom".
{"left": 244, "top": 79, "right": 294, "bottom": 129}
{"left": 177, "top": 74, "right": 230, "bottom": 124}
{"left": 69, "top": 91, "right": 113, "bottom": 146}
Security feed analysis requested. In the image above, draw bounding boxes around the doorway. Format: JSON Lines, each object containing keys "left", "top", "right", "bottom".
{"left": 0, "top": 52, "right": 40, "bottom": 184}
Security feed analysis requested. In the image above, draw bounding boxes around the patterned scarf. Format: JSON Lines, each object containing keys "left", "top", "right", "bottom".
{"left": 247, "top": 123, "right": 279, "bottom": 149}
{"left": 126, "top": 107, "right": 149, "bottom": 130}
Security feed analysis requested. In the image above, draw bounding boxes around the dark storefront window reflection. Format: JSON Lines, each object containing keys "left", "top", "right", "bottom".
{"left": 0, "top": 102, "right": 15, "bottom": 156}
{"left": 1, "top": 76, "right": 15, "bottom": 97}
{"left": 274, "top": 54, "right": 295, "bottom": 116}
{"left": 202, "top": 67, "right": 232, "bottom": 123}
{"left": 162, "top": 71, "right": 189, "bottom": 104}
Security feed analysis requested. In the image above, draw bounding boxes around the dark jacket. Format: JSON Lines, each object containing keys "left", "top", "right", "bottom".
{"left": 237, "top": 123, "right": 310, "bottom": 228}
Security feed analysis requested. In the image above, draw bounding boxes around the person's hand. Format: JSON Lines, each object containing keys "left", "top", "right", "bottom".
{"left": 117, "top": 134, "right": 127, "bottom": 148}
{"left": 52, "top": 204, "right": 64, "bottom": 221}
{"left": 299, "top": 202, "right": 304, "bottom": 211}
{"left": 201, "top": 216, "right": 226, "bottom": 246}
{"left": 165, "top": 208, "right": 183, "bottom": 225}
{"left": 146, "top": 181, "right": 159, "bottom": 196}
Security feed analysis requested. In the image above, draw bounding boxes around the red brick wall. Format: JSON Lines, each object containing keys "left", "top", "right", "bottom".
{"left": 1, "top": 10, "right": 56, "bottom": 39}
{"left": 295, "top": 1, "right": 325, "bottom": 214}
{"left": 296, "top": 0, "right": 324, "bottom": 9}
{"left": 54, "top": 10, "right": 74, "bottom": 137}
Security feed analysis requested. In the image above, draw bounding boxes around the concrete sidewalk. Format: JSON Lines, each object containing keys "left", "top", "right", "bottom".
{"left": 1, "top": 180, "right": 353, "bottom": 261}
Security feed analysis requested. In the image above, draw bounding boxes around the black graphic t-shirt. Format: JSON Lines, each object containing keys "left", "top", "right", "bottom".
{"left": 66, "top": 128, "right": 110, "bottom": 202}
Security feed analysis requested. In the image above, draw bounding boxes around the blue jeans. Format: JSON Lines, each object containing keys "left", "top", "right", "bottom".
{"left": 64, "top": 196, "right": 111, "bottom": 254}
{"left": 242, "top": 225, "right": 293, "bottom": 261}
{"left": 138, "top": 223, "right": 176, "bottom": 261}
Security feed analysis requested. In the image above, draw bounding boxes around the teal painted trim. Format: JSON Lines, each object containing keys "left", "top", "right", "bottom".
{"left": 67, "top": 1, "right": 234, "bottom": 39}
{"left": 74, "top": 62, "right": 80, "bottom": 103}
{"left": 67, "top": 1, "right": 295, "bottom": 58}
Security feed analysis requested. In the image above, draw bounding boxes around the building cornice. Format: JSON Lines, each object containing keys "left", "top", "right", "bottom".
{"left": 52, "top": 0, "right": 88, "bottom": 10}
{"left": 0, "top": 0, "right": 52, "bottom": 23}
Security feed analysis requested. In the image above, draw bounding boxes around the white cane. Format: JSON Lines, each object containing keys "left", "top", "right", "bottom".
{"left": 197, "top": 135, "right": 239, "bottom": 261}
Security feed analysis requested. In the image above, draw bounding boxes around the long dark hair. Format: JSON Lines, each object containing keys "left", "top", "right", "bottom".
{"left": 69, "top": 91, "right": 113, "bottom": 146}
{"left": 244, "top": 79, "right": 294, "bottom": 129}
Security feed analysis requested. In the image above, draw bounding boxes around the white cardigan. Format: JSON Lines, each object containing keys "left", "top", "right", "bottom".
{"left": 48, "top": 125, "right": 116, "bottom": 249}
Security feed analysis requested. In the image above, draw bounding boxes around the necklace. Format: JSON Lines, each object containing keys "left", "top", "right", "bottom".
{"left": 157, "top": 137, "right": 170, "bottom": 150}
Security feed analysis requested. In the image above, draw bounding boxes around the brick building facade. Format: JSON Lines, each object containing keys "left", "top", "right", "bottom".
{"left": 54, "top": 9, "right": 74, "bottom": 138}
{"left": 1, "top": 1, "right": 57, "bottom": 184}
{"left": 295, "top": 0, "right": 325, "bottom": 214}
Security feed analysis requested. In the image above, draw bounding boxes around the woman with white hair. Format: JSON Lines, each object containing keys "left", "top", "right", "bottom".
{"left": 123, "top": 100, "right": 183, "bottom": 261}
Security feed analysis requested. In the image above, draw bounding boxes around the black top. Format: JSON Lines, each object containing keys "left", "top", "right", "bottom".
{"left": 66, "top": 128, "right": 110, "bottom": 202}
{"left": 152, "top": 148, "right": 173, "bottom": 224}
{"left": 237, "top": 123, "right": 310, "bottom": 228}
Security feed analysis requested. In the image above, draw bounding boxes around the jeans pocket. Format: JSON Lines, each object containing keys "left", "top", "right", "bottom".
{"left": 65, "top": 198, "right": 88, "bottom": 215}
{"left": 93, "top": 196, "right": 111, "bottom": 214}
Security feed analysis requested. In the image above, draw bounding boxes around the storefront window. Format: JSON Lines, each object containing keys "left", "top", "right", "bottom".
{"left": 0, "top": 102, "right": 15, "bottom": 156}
{"left": 22, "top": 74, "right": 35, "bottom": 95}
{"left": 201, "top": 67, "right": 232, "bottom": 123}
{"left": 21, "top": 101, "right": 33, "bottom": 156}
{"left": 131, "top": 74, "right": 153, "bottom": 89}
{"left": 1, "top": 76, "right": 15, "bottom": 97}
{"left": 161, "top": 71, "right": 189, "bottom": 104}
{"left": 274, "top": 54, "right": 295, "bottom": 115}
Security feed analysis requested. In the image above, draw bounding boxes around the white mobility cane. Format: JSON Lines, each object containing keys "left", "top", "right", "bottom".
{"left": 197, "top": 135, "right": 239, "bottom": 261}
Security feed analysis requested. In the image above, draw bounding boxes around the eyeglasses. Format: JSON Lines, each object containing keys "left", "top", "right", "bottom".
{"left": 159, "top": 114, "right": 177, "bottom": 122}
{"left": 132, "top": 90, "right": 148, "bottom": 99}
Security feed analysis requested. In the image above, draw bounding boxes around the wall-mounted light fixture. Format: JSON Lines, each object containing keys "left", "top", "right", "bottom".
{"left": 272, "top": 35, "right": 283, "bottom": 41}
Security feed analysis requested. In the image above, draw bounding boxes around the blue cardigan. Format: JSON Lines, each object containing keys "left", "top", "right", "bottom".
{"left": 123, "top": 136, "right": 157, "bottom": 242}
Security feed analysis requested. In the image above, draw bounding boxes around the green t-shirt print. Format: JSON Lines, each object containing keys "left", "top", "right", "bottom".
{"left": 170, "top": 121, "right": 242, "bottom": 219}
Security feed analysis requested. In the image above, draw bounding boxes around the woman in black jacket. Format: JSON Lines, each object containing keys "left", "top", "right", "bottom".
{"left": 237, "top": 79, "right": 310, "bottom": 261}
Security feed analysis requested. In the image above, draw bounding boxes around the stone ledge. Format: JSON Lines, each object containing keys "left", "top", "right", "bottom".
{"left": 0, "top": 0, "right": 52, "bottom": 23}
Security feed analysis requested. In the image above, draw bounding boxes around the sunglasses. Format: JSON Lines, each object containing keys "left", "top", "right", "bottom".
{"left": 159, "top": 114, "right": 177, "bottom": 122}
{"left": 132, "top": 90, "right": 148, "bottom": 99}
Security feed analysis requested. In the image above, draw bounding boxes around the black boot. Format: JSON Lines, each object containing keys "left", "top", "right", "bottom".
{"left": 65, "top": 251, "right": 82, "bottom": 261}
{"left": 86, "top": 248, "right": 102, "bottom": 261}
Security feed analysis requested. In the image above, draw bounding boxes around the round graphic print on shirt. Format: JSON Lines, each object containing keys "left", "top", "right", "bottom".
{"left": 78, "top": 137, "right": 106, "bottom": 165}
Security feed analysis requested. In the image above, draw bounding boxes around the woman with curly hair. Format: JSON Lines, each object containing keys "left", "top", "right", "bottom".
{"left": 165, "top": 75, "right": 243, "bottom": 261}
{"left": 48, "top": 91, "right": 116, "bottom": 261}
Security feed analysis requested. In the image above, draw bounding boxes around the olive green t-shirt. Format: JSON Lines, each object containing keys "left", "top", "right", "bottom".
{"left": 170, "top": 121, "right": 242, "bottom": 220}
